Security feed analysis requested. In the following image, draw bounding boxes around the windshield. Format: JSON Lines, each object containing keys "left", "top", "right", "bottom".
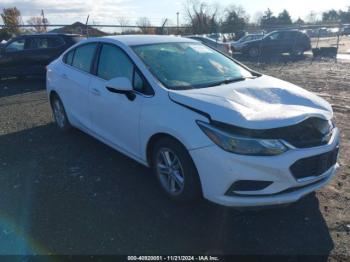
{"left": 132, "top": 42, "right": 253, "bottom": 90}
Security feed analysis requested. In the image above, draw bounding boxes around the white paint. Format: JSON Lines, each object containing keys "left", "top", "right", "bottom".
{"left": 46, "top": 35, "right": 340, "bottom": 207}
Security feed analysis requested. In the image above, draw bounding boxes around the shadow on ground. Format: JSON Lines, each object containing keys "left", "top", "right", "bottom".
{"left": 0, "top": 77, "right": 45, "bottom": 98}
{"left": 0, "top": 123, "right": 334, "bottom": 258}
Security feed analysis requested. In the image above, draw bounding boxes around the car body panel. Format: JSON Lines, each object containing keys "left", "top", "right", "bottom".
{"left": 168, "top": 75, "right": 332, "bottom": 129}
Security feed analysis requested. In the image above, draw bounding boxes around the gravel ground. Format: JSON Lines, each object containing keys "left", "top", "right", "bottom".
{"left": 0, "top": 60, "right": 349, "bottom": 260}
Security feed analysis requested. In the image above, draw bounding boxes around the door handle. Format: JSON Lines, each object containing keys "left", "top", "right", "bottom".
{"left": 61, "top": 73, "right": 69, "bottom": 79}
{"left": 91, "top": 88, "right": 100, "bottom": 96}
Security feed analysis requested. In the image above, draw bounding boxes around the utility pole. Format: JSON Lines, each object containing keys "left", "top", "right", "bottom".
{"left": 176, "top": 12, "right": 179, "bottom": 35}
{"left": 85, "top": 15, "right": 90, "bottom": 37}
{"left": 161, "top": 18, "right": 168, "bottom": 35}
{"left": 41, "top": 9, "right": 47, "bottom": 32}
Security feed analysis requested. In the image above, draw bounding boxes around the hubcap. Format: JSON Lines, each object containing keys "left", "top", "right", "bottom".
{"left": 156, "top": 148, "right": 185, "bottom": 195}
{"left": 53, "top": 99, "right": 65, "bottom": 128}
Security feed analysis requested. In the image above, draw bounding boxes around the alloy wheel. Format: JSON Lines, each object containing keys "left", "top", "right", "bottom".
{"left": 156, "top": 148, "right": 185, "bottom": 196}
{"left": 53, "top": 99, "right": 66, "bottom": 128}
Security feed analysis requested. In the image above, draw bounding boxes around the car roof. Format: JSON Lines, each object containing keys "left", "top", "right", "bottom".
{"left": 21, "top": 33, "right": 81, "bottom": 37}
{"left": 99, "top": 35, "right": 197, "bottom": 46}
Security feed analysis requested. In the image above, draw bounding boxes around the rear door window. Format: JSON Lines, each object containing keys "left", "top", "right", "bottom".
{"left": 27, "top": 37, "right": 49, "bottom": 49}
{"left": 64, "top": 49, "right": 75, "bottom": 65}
{"left": 71, "top": 43, "right": 97, "bottom": 73}
{"left": 48, "top": 37, "right": 65, "bottom": 48}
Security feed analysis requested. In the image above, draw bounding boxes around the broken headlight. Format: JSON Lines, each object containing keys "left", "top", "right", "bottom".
{"left": 197, "top": 121, "right": 288, "bottom": 156}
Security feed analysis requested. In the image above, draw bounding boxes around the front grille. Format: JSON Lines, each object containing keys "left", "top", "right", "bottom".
{"left": 290, "top": 147, "right": 339, "bottom": 180}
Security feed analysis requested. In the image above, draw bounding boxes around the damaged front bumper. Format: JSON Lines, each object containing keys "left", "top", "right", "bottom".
{"left": 189, "top": 128, "right": 340, "bottom": 207}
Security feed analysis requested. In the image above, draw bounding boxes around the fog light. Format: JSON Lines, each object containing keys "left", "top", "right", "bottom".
{"left": 225, "top": 180, "right": 273, "bottom": 195}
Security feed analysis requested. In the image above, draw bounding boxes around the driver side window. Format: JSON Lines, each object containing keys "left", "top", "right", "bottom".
{"left": 97, "top": 44, "right": 133, "bottom": 81}
{"left": 5, "top": 39, "right": 25, "bottom": 52}
{"left": 97, "top": 44, "right": 154, "bottom": 95}
{"left": 269, "top": 33, "right": 279, "bottom": 40}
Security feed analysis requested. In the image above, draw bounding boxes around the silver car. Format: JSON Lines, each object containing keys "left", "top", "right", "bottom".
{"left": 187, "top": 36, "right": 232, "bottom": 55}
{"left": 231, "top": 34, "right": 264, "bottom": 51}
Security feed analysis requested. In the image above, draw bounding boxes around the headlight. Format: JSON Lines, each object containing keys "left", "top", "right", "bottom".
{"left": 197, "top": 121, "right": 288, "bottom": 156}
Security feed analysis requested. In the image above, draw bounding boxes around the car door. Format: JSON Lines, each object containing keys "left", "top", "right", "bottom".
{"left": 279, "top": 32, "right": 294, "bottom": 53}
{"left": 0, "top": 37, "right": 28, "bottom": 76}
{"left": 89, "top": 43, "right": 151, "bottom": 158}
{"left": 25, "top": 36, "right": 51, "bottom": 75}
{"left": 26, "top": 36, "right": 67, "bottom": 75}
{"left": 59, "top": 42, "right": 98, "bottom": 130}
{"left": 262, "top": 32, "right": 282, "bottom": 54}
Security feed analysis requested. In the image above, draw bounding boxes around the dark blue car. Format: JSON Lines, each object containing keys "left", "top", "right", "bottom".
{"left": 0, "top": 33, "right": 84, "bottom": 79}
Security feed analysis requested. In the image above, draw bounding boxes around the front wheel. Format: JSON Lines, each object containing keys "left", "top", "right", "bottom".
{"left": 51, "top": 95, "right": 72, "bottom": 132}
{"left": 152, "top": 137, "right": 202, "bottom": 202}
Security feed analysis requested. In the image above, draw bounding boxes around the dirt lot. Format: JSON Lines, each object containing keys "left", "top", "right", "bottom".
{"left": 0, "top": 59, "right": 349, "bottom": 260}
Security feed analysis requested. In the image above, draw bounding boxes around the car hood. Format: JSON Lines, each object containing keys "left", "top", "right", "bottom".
{"left": 168, "top": 75, "right": 333, "bottom": 129}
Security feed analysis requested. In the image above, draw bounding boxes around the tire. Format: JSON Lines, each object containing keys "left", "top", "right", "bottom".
{"left": 152, "top": 137, "right": 202, "bottom": 202}
{"left": 248, "top": 47, "right": 259, "bottom": 58}
{"left": 51, "top": 94, "right": 72, "bottom": 132}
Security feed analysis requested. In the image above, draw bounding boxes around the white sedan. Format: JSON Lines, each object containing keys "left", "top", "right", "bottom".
{"left": 46, "top": 35, "right": 339, "bottom": 207}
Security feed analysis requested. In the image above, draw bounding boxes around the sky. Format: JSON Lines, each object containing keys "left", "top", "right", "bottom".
{"left": 1, "top": 0, "right": 349, "bottom": 27}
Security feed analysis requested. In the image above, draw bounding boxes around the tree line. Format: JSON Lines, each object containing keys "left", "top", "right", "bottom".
{"left": 1, "top": 2, "right": 350, "bottom": 41}
{"left": 183, "top": 0, "right": 350, "bottom": 35}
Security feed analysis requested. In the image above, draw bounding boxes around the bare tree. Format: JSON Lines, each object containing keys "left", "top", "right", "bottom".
{"left": 1, "top": 7, "right": 22, "bottom": 35}
{"left": 183, "top": 0, "right": 219, "bottom": 34}
{"left": 136, "top": 17, "right": 154, "bottom": 34}
{"left": 27, "top": 16, "right": 49, "bottom": 33}
{"left": 117, "top": 17, "right": 130, "bottom": 34}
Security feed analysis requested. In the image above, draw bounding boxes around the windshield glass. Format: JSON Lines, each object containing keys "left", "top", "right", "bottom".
{"left": 132, "top": 42, "right": 253, "bottom": 90}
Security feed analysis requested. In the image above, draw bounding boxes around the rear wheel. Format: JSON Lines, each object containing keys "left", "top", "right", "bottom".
{"left": 152, "top": 137, "right": 202, "bottom": 202}
{"left": 51, "top": 95, "right": 72, "bottom": 132}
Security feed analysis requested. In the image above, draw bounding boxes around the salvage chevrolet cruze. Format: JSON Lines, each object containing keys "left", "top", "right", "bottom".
{"left": 46, "top": 35, "right": 340, "bottom": 207}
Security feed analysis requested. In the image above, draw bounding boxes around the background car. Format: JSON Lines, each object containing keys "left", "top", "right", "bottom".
{"left": 230, "top": 34, "right": 264, "bottom": 51}
{"left": 187, "top": 35, "right": 232, "bottom": 55}
{"left": 0, "top": 33, "right": 84, "bottom": 79}
{"left": 341, "top": 25, "right": 350, "bottom": 36}
{"left": 239, "top": 30, "right": 311, "bottom": 58}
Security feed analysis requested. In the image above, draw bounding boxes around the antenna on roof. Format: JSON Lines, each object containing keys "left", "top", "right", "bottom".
{"left": 85, "top": 15, "right": 90, "bottom": 38}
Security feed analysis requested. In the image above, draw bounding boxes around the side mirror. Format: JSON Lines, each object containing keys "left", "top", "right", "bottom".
{"left": 105, "top": 77, "right": 135, "bottom": 101}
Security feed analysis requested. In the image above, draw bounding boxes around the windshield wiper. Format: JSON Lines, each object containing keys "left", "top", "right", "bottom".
{"left": 206, "top": 77, "right": 251, "bottom": 87}
{"left": 172, "top": 76, "right": 257, "bottom": 90}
